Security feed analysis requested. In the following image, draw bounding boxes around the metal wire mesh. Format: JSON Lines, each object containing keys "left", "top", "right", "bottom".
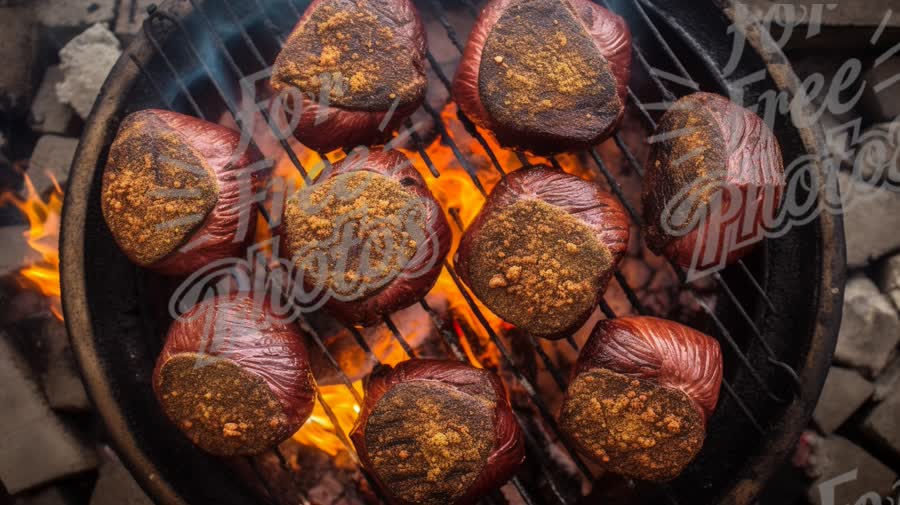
{"left": 126, "top": 0, "right": 806, "bottom": 502}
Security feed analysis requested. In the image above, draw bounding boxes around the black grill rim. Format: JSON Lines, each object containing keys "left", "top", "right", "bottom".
{"left": 59, "top": 0, "right": 846, "bottom": 504}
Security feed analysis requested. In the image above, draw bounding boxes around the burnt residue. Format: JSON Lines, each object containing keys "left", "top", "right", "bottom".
{"left": 455, "top": 166, "right": 629, "bottom": 339}
{"left": 351, "top": 359, "right": 525, "bottom": 505}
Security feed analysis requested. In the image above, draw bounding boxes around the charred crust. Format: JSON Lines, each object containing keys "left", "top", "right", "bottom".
{"left": 477, "top": 0, "right": 621, "bottom": 149}
{"left": 156, "top": 353, "right": 293, "bottom": 457}
{"left": 560, "top": 368, "right": 706, "bottom": 481}
{"left": 642, "top": 102, "right": 727, "bottom": 255}
{"left": 364, "top": 380, "right": 496, "bottom": 504}
{"left": 272, "top": 0, "right": 426, "bottom": 111}
{"left": 283, "top": 170, "right": 428, "bottom": 302}
{"left": 463, "top": 198, "right": 612, "bottom": 337}
{"left": 101, "top": 113, "right": 218, "bottom": 266}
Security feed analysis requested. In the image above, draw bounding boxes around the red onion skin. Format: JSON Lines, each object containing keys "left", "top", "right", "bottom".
{"left": 452, "top": 0, "right": 631, "bottom": 153}
{"left": 575, "top": 316, "right": 723, "bottom": 423}
{"left": 274, "top": 0, "right": 427, "bottom": 153}
{"left": 105, "top": 109, "right": 267, "bottom": 276}
{"left": 283, "top": 149, "right": 452, "bottom": 326}
{"left": 455, "top": 166, "right": 630, "bottom": 339}
{"left": 642, "top": 93, "right": 785, "bottom": 269}
{"left": 350, "top": 359, "right": 525, "bottom": 505}
{"left": 153, "top": 294, "right": 317, "bottom": 437}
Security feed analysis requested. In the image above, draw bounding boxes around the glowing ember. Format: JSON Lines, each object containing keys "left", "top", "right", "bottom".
{"left": 1, "top": 174, "right": 64, "bottom": 320}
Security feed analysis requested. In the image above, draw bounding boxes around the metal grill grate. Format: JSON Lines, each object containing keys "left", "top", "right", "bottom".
{"left": 126, "top": 0, "right": 804, "bottom": 503}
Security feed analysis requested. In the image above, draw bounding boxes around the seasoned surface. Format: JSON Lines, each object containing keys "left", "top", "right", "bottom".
{"left": 272, "top": 0, "right": 426, "bottom": 110}
{"left": 364, "top": 380, "right": 495, "bottom": 504}
{"left": 102, "top": 112, "right": 218, "bottom": 265}
{"left": 464, "top": 198, "right": 611, "bottom": 336}
{"left": 156, "top": 354, "right": 291, "bottom": 457}
{"left": 478, "top": 0, "right": 620, "bottom": 145}
{"left": 561, "top": 368, "right": 706, "bottom": 481}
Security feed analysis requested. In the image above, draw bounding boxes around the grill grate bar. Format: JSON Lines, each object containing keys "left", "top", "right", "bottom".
{"left": 141, "top": 21, "right": 205, "bottom": 118}
{"left": 421, "top": 101, "right": 488, "bottom": 196}
{"left": 382, "top": 315, "right": 418, "bottom": 358}
{"left": 404, "top": 119, "right": 442, "bottom": 178}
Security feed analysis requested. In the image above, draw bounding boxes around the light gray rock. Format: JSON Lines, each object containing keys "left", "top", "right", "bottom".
{"left": 30, "top": 66, "right": 75, "bottom": 135}
{"left": 873, "top": 356, "right": 900, "bottom": 402}
{"left": 879, "top": 253, "right": 900, "bottom": 313}
{"left": 13, "top": 486, "right": 68, "bottom": 505}
{"left": 29, "top": 135, "right": 78, "bottom": 194}
{"left": 862, "top": 58, "right": 900, "bottom": 122}
{"left": 839, "top": 172, "right": 900, "bottom": 267}
{"left": 56, "top": 23, "right": 121, "bottom": 119}
{"left": 0, "top": 335, "right": 97, "bottom": 494}
{"left": 804, "top": 433, "right": 897, "bottom": 505}
{"left": 89, "top": 456, "right": 153, "bottom": 505}
{"left": 848, "top": 121, "right": 900, "bottom": 187}
{"left": 862, "top": 386, "right": 900, "bottom": 458}
{"left": 0, "top": 224, "right": 38, "bottom": 277}
{"left": 834, "top": 275, "right": 900, "bottom": 377}
{"left": 35, "top": 0, "right": 115, "bottom": 28}
{"left": 0, "top": 6, "right": 37, "bottom": 111}
{"left": 812, "top": 366, "right": 874, "bottom": 433}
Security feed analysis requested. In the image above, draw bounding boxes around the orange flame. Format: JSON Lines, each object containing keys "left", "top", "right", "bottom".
{"left": 1, "top": 174, "right": 64, "bottom": 320}
{"left": 280, "top": 103, "right": 600, "bottom": 456}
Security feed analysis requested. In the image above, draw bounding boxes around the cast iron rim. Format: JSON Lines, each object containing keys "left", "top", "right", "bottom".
{"left": 59, "top": 1, "right": 846, "bottom": 504}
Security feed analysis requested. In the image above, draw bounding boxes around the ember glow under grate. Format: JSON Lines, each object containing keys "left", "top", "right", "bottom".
{"left": 59, "top": 0, "right": 845, "bottom": 504}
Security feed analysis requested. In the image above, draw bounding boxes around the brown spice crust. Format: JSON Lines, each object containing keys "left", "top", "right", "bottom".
{"left": 156, "top": 354, "right": 293, "bottom": 457}
{"left": 477, "top": 0, "right": 620, "bottom": 148}
{"left": 283, "top": 170, "right": 427, "bottom": 301}
{"left": 560, "top": 368, "right": 705, "bottom": 481}
{"left": 271, "top": 0, "right": 426, "bottom": 111}
{"left": 102, "top": 112, "right": 218, "bottom": 266}
{"left": 364, "top": 381, "right": 495, "bottom": 504}
{"left": 465, "top": 199, "right": 611, "bottom": 336}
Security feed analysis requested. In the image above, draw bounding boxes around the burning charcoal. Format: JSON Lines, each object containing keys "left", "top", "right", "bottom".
{"left": 455, "top": 166, "right": 629, "bottom": 339}
{"left": 281, "top": 148, "right": 451, "bottom": 326}
{"left": 270, "top": 0, "right": 427, "bottom": 153}
{"left": 101, "top": 109, "right": 268, "bottom": 276}
{"left": 350, "top": 359, "right": 525, "bottom": 505}
{"left": 641, "top": 92, "right": 785, "bottom": 269}
{"left": 451, "top": 0, "right": 631, "bottom": 154}
{"left": 153, "top": 294, "right": 316, "bottom": 456}
{"left": 560, "top": 316, "right": 723, "bottom": 481}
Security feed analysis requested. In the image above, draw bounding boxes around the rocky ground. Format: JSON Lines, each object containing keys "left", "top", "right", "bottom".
{"left": 0, "top": 1, "right": 899, "bottom": 505}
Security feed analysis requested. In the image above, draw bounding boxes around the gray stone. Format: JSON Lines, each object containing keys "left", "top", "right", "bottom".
{"left": 839, "top": 172, "right": 900, "bottom": 267}
{"left": 812, "top": 366, "right": 874, "bottom": 433}
{"left": 879, "top": 253, "right": 900, "bottom": 313}
{"left": 30, "top": 66, "right": 75, "bottom": 135}
{"left": 90, "top": 457, "right": 153, "bottom": 505}
{"left": 862, "top": 58, "right": 900, "bottom": 122}
{"left": 29, "top": 135, "right": 78, "bottom": 194}
{"left": 114, "top": 0, "right": 156, "bottom": 38}
{"left": 0, "top": 335, "right": 97, "bottom": 494}
{"left": 35, "top": 0, "right": 115, "bottom": 28}
{"left": 834, "top": 275, "right": 900, "bottom": 377}
{"left": 804, "top": 433, "right": 897, "bottom": 505}
{"left": 13, "top": 486, "right": 68, "bottom": 505}
{"left": 863, "top": 386, "right": 900, "bottom": 458}
{"left": 0, "top": 6, "right": 37, "bottom": 111}
{"left": 874, "top": 356, "right": 900, "bottom": 402}
{"left": 56, "top": 23, "right": 121, "bottom": 119}
{"left": 39, "top": 318, "right": 90, "bottom": 412}
{"left": 0, "top": 224, "right": 39, "bottom": 277}
{"left": 847, "top": 122, "right": 900, "bottom": 187}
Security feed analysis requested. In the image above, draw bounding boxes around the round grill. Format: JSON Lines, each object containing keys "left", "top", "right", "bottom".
{"left": 60, "top": 0, "right": 845, "bottom": 504}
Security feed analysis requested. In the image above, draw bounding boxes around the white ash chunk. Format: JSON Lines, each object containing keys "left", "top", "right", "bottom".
{"left": 834, "top": 275, "right": 900, "bottom": 378}
{"left": 802, "top": 433, "right": 897, "bottom": 505}
{"left": 839, "top": 172, "right": 900, "bottom": 268}
{"left": 30, "top": 65, "right": 75, "bottom": 134}
{"left": 878, "top": 253, "right": 900, "bottom": 313}
{"left": 55, "top": 23, "right": 121, "bottom": 119}
{"left": 812, "top": 366, "right": 874, "bottom": 434}
{"left": 35, "top": 0, "right": 115, "bottom": 28}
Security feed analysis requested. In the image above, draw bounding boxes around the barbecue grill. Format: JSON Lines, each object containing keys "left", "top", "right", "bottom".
{"left": 60, "top": 0, "right": 846, "bottom": 504}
